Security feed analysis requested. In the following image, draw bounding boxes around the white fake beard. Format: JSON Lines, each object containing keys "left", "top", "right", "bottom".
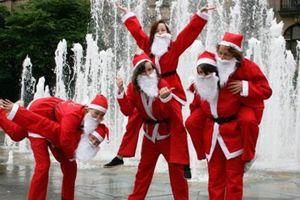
{"left": 137, "top": 71, "right": 159, "bottom": 98}
{"left": 195, "top": 73, "right": 219, "bottom": 103}
{"left": 83, "top": 112, "right": 99, "bottom": 135}
{"left": 151, "top": 33, "right": 171, "bottom": 57}
{"left": 75, "top": 134, "right": 100, "bottom": 162}
{"left": 216, "top": 56, "right": 237, "bottom": 87}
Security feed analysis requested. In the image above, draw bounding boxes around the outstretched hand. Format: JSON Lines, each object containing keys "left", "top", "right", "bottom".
{"left": 197, "top": 0, "right": 216, "bottom": 13}
{"left": 200, "top": 5, "right": 216, "bottom": 13}
{"left": 159, "top": 87, "right": 175, "bottom": 99}
{"left": 116, "top": 77, "right": 124, "bottom": 92}
{"left": 0, "top": 99, "right": 14, "bottom": 112}
{"left": 116, "top": 3, "right": 128, "bottom": 15}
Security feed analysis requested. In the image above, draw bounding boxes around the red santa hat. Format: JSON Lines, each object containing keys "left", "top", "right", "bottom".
{"left": 196, "top": 51, "right": 217, "bottom": 67}
{"left": 219, "top": 32, "right": 243, "bottom": 52}
{"left": 132, "top": 53, "right": 153, "bottom": 69}
{"left": 88, "top": 94, "right": 108, "bottom": 113}
{"left": 90, "top": 124, "right": 109, "bottom": 142}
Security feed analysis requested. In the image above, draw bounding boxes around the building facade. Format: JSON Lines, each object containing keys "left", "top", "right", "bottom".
{"left": 0, "top": 0, "right": 28, "bottom": 11}
{"left": 269, "top": 0, "right": 300, "bottom": 56}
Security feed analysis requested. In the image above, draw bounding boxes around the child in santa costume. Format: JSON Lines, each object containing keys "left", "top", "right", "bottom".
{"left": 105, "top": 1, "right": 214, "bottom": 179}
{"left": 0, "top": 95, "right": 109, "bottom": 200}
{"left": 116, "top": 53, "right": 189, "bottom": 200}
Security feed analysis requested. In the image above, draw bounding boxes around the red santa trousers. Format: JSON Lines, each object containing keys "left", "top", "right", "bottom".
{"left": 117, "top": 109, "right": 143, "bottom": 157}
{"left": 27, "top": 137, "right": 51, "bottom": 200}
{"left": 128, "top": 137, "right": 188, "bottom": 200}
{"left": 0, "top": 109, "right": 27, "bottom": 141}
{"left": 185, "top": 107, "right": 206, "bottom": 160}
{"left": 238, "top": 106, "right": 263, "bottom": 161}
{"left": 208, "top": 143, "right": 245, "bottom": 200}
{"left": 28, "top": 137, "right": 77, "bottom": 200}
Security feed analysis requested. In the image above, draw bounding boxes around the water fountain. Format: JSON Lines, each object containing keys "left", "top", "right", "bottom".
{"left": 2, "top": 0, "right": 300, "bottom": 180}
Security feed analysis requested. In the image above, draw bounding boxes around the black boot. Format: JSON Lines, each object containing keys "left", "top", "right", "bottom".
{"left": 104, "top": 156, "right": 124, "bottom": 168}
{"left": 184, "top": 165, "right": 192, "bottom": 179}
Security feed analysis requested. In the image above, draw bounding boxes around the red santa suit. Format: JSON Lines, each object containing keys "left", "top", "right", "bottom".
{"left": 4, "top": 95, "right": 109, "bottom": 200}
{"left": 118, "top": 80, "right": 188, "bottom": 200}
{"left": 115, "top": 11, "right": 208, "bottom": 158}
{"left": 197, "top": 79, "right": 245, "bottom": 200}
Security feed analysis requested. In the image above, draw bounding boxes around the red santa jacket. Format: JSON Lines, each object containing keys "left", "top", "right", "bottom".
{"left": 117, "top": 80, "right": 189, "bottom": 164}
{"left": 123, "top": 12, "right": 208, "bottom": 104}
{"left": 191, "top": 83, "right": 243, "bottom": 161}
{"left": 230, "top": 58, "right": 272, "bottom": 108}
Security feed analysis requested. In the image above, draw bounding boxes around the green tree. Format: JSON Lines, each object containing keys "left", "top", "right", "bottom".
{"left": 0, "top": 0, "right": 90, "bottom": 101}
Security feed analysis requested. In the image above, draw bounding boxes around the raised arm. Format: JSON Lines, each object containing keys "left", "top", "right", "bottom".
{"left": 116, "top": 77, "right": 136, "bottom": 116}
{"left": 169, "top": 6, "right": 213, "bottom": 58}
{"left": 118, "top": 4, "right": 150, "bottom": 53}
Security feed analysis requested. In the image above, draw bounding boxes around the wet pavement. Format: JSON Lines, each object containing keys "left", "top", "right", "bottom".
{"left": 0, "top": 147, "right": 300, "bottom": 200}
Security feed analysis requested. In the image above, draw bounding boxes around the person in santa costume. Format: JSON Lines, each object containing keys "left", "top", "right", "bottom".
{"left": 187, "top": 50, "right": 248, "bottom": 199}
{"left": 105, "top": 1, "right": 214, "bottom": 179}
{"left": 116, "top": 53, "right": 189, "bottom": 200}
{"left": 186, "top": 33, "right": 272, "bottom": 166}
{"left": 186, "top": 36, "right": 271, "bottom": 198}
{"left": 0, "top": 94, "right": 109, "bottom": 200}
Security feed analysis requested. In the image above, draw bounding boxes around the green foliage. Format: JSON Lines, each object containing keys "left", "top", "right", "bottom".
{"left": 0, "top": 0, "right": 90, "bottom": 100}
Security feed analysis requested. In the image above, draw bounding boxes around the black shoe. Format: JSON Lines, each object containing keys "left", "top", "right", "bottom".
{"left": 104, "top": 157, "right": 124, "bottom": 168}
{"left": 184, "top": 165, "right": 192, "bottom": 179}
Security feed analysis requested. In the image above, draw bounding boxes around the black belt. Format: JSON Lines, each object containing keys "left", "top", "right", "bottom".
{"left": 144, "top": 119, "right": 167, "bottom": 124}
{"left": 212, "top": 114, "right": 237, "bottom": 125}
{"left": 160, "top": 70, "right": 177, "bottom": 78}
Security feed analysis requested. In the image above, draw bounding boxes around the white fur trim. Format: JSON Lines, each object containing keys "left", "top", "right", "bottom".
{"left": 197, "top": 58, "right": 217, "bottom": 67}
{"left": 171, "top": 93, "right": 186, "bottom": 105}
{"left": 240, "top": 80, "right": 249, "bottom": 96}
{"left": 206, "top": 123, "right": 219, "bottom": 162}
{"left": 122, "top": 12, "right": 135, "bottom": 23}
{"left": 7, "top": 104, "right": 19, "bottom": 120}
{"left": 116, "top": 90, "right": 125, "bottom": 99}
{"left": 134, "top": 59, "right": 152, "bottom": 69}
{"left": 91, "top": 131, "right": 104, "bottom": 142}
{"left": 88, "top": 104, "right": 107, "bottom": 113}
{"left": 28, "top": 132, "right": 45, "bottom": 139}
{"left": 217, "top": 136, "right": 243, "bottom": 159}
{"left": 196, "top": 11, "right": 209, "bottom": 20}
{"left": 154, "top": 56, "right": 161, "bottom": 74}
{"left": 159, "top": 93, "right": 172, "bottom": 103}
{"left": 219, "top": 41, "right": 242, "bottom": 51}
{"left": 141, "top": 94, "right": 156, "bottom": 121}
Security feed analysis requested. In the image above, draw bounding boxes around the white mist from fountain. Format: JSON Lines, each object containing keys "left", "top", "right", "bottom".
{"left": 3, "top": 56, "right": 36, "bottom": 165}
